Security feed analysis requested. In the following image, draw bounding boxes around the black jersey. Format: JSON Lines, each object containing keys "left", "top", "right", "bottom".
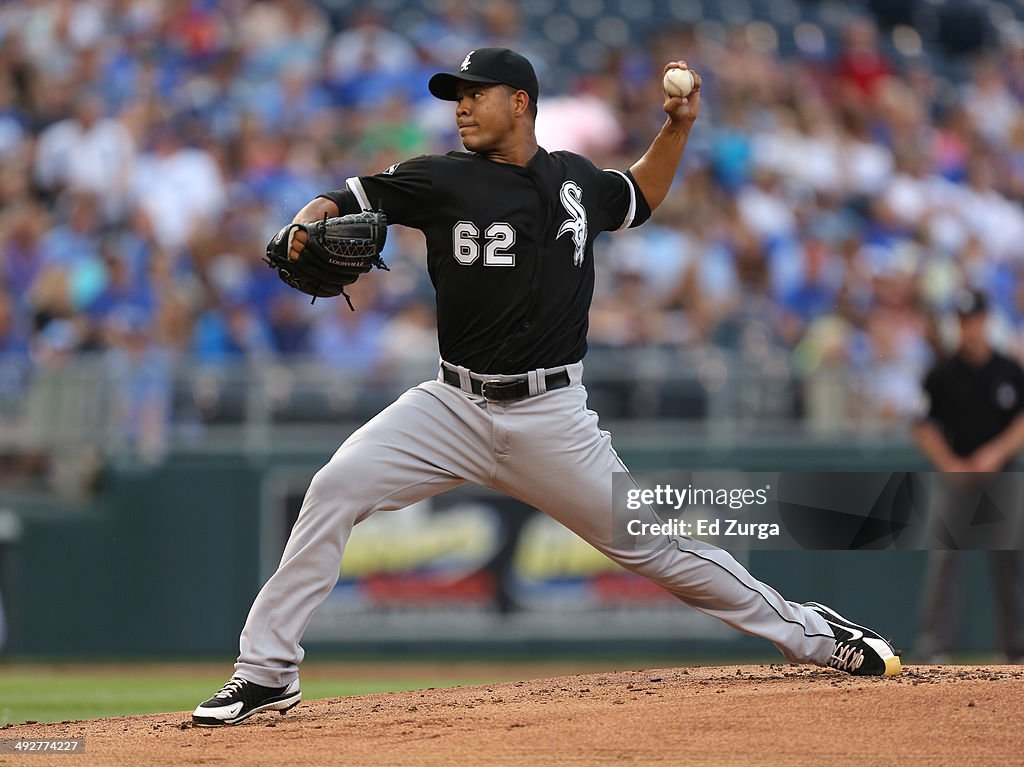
{"left": 922, "top": 352, "right": 1024, "bottom": 460}
{"left": 332, "top": 148, "right": 651, "bottom": 374}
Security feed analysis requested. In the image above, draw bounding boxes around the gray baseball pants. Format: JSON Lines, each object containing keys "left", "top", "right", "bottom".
{"left": 916, "top": 475, "right": 1024, "bottom": 659}
{"left": 235, "top": 362, "right": 837, "bottom": 687}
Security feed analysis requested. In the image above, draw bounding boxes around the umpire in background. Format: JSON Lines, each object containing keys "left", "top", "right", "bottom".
{"left": 911, "top": 288, "right": 1024, "bottom": 662}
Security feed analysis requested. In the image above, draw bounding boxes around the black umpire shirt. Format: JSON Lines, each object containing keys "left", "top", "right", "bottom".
{"left": 922, "top": 351, "right": 1024, "bottom": 460}
{"left": 325, "top": 148, "right": 651, "bottom": 374}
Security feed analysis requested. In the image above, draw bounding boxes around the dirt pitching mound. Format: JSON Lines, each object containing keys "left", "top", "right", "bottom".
{"left": 3, "top": 664, "right": 1022, "bottom": 766}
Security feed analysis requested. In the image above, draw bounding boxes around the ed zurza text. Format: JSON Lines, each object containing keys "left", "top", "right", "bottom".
{"left": 627, "top": 518, "right": 781, "bottom": 540}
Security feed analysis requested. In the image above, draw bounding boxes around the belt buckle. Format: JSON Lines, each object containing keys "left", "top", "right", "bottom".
{"left": 480, "top": 379, "right": 505, "bottom": 401}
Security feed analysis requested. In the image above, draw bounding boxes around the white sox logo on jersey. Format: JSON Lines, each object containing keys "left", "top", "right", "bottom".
{"left": 460, "top": 51, "right": 475, "bottom": 71}
{"left": 557, "top": 181, "right": 587, "bottom": 266}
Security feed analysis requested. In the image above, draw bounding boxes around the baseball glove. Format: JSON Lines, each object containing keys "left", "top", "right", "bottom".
{"left": 264, "top": 210, "right": 389, "bottom": 308}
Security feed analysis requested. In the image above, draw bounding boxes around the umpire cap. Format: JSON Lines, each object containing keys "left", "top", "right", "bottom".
{"left": 429, "top": 47, "right": 539, "bottom": 105}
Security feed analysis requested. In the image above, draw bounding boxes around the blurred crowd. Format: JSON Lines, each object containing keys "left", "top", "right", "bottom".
{"left": 3, "top": 0, "right": 1024, "bottom": 450}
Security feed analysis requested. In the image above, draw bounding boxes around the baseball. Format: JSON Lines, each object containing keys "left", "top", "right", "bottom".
{"left": 663, "top": 67, "right": 695, "bottom": 98}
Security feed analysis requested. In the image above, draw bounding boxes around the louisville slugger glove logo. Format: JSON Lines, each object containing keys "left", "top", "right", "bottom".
{"left": 557, "top": 180, "right": 587, "bottom": 267}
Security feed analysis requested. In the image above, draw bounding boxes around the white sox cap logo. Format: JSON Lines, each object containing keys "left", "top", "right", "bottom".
{"left": 460, "top": 51, "right": 474, "bottom": 72}
{"left": 557, "top": 181, "right": 587, "bottom": 266}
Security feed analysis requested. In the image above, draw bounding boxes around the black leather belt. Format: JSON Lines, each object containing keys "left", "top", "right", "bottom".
{"left": 442, "top": 366, "right": 571, "bottom": 402}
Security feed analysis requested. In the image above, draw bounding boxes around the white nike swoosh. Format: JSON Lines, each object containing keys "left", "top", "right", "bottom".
{"left": 843, "top": 626, "right": 864, "bottom": 642}
{"left": 194, "top": 701, "right": 242, "bottom": 717}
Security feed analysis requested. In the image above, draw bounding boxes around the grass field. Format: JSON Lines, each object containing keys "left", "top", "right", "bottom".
{"left": 0, "top": 664, "right": 512, "bottom": 725}
{"left": 0, "top": 658, "right": 675, "bottom": 726}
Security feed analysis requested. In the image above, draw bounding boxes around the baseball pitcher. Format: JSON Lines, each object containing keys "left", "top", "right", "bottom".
{"left": 194, "top": 47, "right": 900, "bottom": 727}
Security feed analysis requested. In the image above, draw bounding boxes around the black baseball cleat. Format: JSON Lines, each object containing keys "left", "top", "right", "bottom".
{"left": 805, "top": 601, "right": 902, "bottom": 677}
{"left": 192, "top": 677, "right": 301, "bottom": 726}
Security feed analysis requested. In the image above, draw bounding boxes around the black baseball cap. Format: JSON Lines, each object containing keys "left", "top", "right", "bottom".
{"left": 428, "top": 47, "right": 539, "bottom": 105}
{"left": 954, "top": 288, "right": 988, "bottom": 317}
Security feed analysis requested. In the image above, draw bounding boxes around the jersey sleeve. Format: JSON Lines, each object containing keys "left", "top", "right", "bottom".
{"left": 338, "top": 155, "right": 436, "bottom": 228}
{"left": 595, "top": 167, "right": 652, "bottom": 232}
